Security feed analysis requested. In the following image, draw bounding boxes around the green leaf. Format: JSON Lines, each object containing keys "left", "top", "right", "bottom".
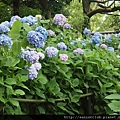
{"left": 103, "top": 83, "right": 113, "bottom": 88}
{"left": 5, "top": 78, "right": 16, "bottom": 85}
{"left": 40, "top": 20, "right": 50, "bottom": 24}
{"left": 17, "top": 83, "right": 30, "bottom": 91}
{"left": 12, "top": 40, "right": 21, "bottom": 55}
{"left": 0, "top": 96, "right": 6, "bottom": 103}
{"left": 36, "top": 91, "right": 46, "bottom": 99}
{"left": 74, "top": 89, "right": 83, "bottom": 93}
{"left": 23, "top": 23, "right": 32, "bottom": 32}
{"left": 72, "top": 78, "right": 79, "bottom": 87}
{"left": 38, "top": 71, "right": 48, "bottom": 84}
{"left": 14, "top": 89, "right": 25, "bottom": 95}
{"left": 71, "top": 95, "right": 80, "bottom": 103}
{"left": 108, "top": 101, "right": 120, "bottom": 112}
{"left": 8, "top": 20, "right": 22, "bottom": 39}
{"left": 9, "top": 98, "right": 19, "bottom": 107}
{"left": 38, "top": 106, "right": 45, "bottom": 114}
{"left": 105, "top": 94, "right": 120, "bottom": 99}
{"left": 48, "top": 98, "right": 55, "bottom": 103}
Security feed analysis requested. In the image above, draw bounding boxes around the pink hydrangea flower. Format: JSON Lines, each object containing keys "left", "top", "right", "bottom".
{"left": 59, "top": 54, "right": 68, "bottom": 61}
{"left": 101, "top": 44, "right": 107, "bottom": 49}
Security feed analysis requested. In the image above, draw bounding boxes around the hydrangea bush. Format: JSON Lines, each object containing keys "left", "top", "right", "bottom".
{"left": 0, "top": 13, "right": 120, "bottom": 115}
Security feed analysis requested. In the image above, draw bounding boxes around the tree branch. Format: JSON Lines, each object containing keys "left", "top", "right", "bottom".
{"left": 98, "top": 1, "right": 114, "bottom": 8}
{"left": 87, "top": 6, "right": 120, "bottom": 17}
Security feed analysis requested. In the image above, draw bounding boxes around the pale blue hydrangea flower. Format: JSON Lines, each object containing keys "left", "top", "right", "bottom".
{"left": 83, "top": 28, "right": 91, "bottom": 35}
{"left": 1, "top": 21, "right": 10, "bottom": 28}
{"left": 47, "top": 30, "right": 55, "bottom": 37}
{"left": 63, "top": 23, "right": 71, "bottom": 29}
{"left": 118, "top": 33, "right": 120, "bottom": 38}
{"left": 73, "top": 48, "right": 84, "bottom": 55}
{"left": 57, "top": 42, "right": 67, "bottom": 50}
{"left": 0, "top": 34, "right": 12, "bottom": 46}
{"left": 24, "top": 50, "right": 40, "bottom": 64}
{"left": 28, "top": 66, "right": 38, "bottom": 80}
{"left": 108, "top": 47, "right": 114, "bottom": 52}
{"left": 31, "top": 62, "right": 42, "bottom": 71}
{"left": 0, "top": 24, "right": 10, "bottom": 34}
{"left": 20, "top": 15, "right": 37, "bottom": 26}
{"left": 104, "top": 35, "right": 112, "bottom": 43}
{"left": 53, "top": 14, "right": 66, "bottom": 26}
{"left": 45, "top": 47, "right": 59, "bottom": 58}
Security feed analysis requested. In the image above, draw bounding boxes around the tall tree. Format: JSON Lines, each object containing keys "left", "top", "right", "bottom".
{"left": 13, "top": 0, "right": 20, "bottom": 15}
{"left": 82, "top": 0, "right": 120, "bottom": 29}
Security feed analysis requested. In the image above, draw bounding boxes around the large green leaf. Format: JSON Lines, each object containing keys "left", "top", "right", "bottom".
{"left": 108, "top": 101, "right": 120, "bottom": 112}
{"left": 23, "top": 23, "right": 32, "bottom": 32}
{"left": 9, "top": 98, "right": 19, "bottom": 107}
{"left": 8, "top": 20, "right": 22, "bottom": 40}
{"left": 105, "top": 94, "right": 120, "bottom": 99}
{"left": 5, "top": 78, "right": 16, "bottom": 85}
{"left": 14, "top": 89, "right": 25, "bottom": 95}
{"left": 38, "top": 71, "right": 48, "bottom": 84}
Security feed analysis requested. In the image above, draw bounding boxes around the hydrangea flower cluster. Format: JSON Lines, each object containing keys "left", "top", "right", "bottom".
{"left": 9, "top": 15, "right": 21, "bottom": 28}
{"left": 92, "top": 32, "right": 102, "bottom": 44}
{"left": 45, "top": 47, "right": 59, "bottom": 58}
{"left": 27, "top": 62, "right": 42, "bottom": 80}
{"left": 118, "top": 33, "right": 120, "bottom": 38}
{"left": 104, "top": 35, "right": 112, "bottom": 43}
{"left": 20, "top": 15, "right": 37, "bottom": 26}
{"left": 70, "top": 41, "right": 78, "bottom": 45}
{"left": 108, "top": 47, "right": 114, "bottom": 52}
{"left": 57, "top": 42, "right": 67, "bottom": 50}
{"left": 27, "top": 26, "right": 48, "bottom": 48}
{"left": 0, "top": 34, "right": 12, "bottom": 47}
{"left": 0, "top": 24, "right": 10, "bottom": 34}
{"left": 101, "top": 44, "right": 107, "bottom": 50}
{"left": 19, "top": 47, "right": 44, "bottom": 80}
{"left": 47, "top": 30, "right": 55, "bottom": 37}
{"left": 118, "top": 44, "right": 120, "bottom": 50}
{"left": 35, "top": 26, "right": 48, "bottom": 40}
{"left": 73, "top": 48, "right": 84, "bottom": 56}
{"left": 59, "top": 54, "right": 68, "bottom": 61}
{"left": 1, "top": 21, "right": 10, "bottom": 28}
{"left": 83, "top": 28, "right": 91, "bottom": 35}
{"left": 63, "top": 23, "right": 71, "bottom": 29}
{"left": 53, "top": 14, "right": 66, "bottom": 26}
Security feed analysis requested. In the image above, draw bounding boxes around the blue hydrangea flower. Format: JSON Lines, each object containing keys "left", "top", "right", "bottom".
{"left": 63, "top": 23, "right": 71, "bottom": 29}
{"left": 27, "top": 31, "right": 45, "bottom": 48}
{"left": 108, "top": 47, "right": 114, "bottom": 52}
{"left": 83, "top": 28, "right": 91, "bottom": 35}
{"left": 94, "top": 32, "right": 102, "bottom": 39}
{"left": 0, "top": 24, "right": 10, "bottom": 34}
{"left": 45, "top": 47, "right": 59, "bottom": 58}
{"left": 0, "top": 34, "right": 12, "bottom": 46}
{"left": 104, "top": 35, "right": 112, "bottom": 43}
{"left": 73, "top": 48, "right": 84, "bottom": 55}
{"left": 35, "top": 26, "right": 48, "bottom": 41}
{"left": 53, "top": 14, "right": 66, "bottom": 26}
{"left": 89, "top": 40, "right": 93, "bottom": 45}
{"left": 70, "top": 41, "right": 78, "bottom": 45}
{"left": 28, "top": 66, "right": 38, "bottom": 80}
{"left": 47, "top": 30, "right": 55, "bottom": 37}
{"left": 24, "top": 50, "right": 40, "bottom": 64}
{"left": 31, "top": 62, "right": 42, "bottom": 71}
{"left": 20, "top": 15, "right": 37, "bottom": 26}
{"left": 118, "top": 33, "right": 120, "bottom": 38}
{"left": 81, "top": 42, "right": 86, "bottom": 47}
{"left": 92, "top": 35, "right": 101, "bottom": 44}
{"left": 1, "top": 21, "right": 10, "bottom": 28}
{"left": 57, "top": 42, "right": 67, "bottom": 50}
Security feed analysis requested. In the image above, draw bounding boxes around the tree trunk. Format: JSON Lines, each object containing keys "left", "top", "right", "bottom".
{"left": 82, "top": 0, "right": 91, "bottom": 30}
{"left": 13, "top": 0, "right": 20, "bottom": 16}
{"left": 39, "top": 0, "right": 51, "bottom": 19}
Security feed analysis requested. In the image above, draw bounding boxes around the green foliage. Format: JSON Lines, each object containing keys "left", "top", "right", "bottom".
{"left": 0, "top": 13, "right": 120, "bottom": 115}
